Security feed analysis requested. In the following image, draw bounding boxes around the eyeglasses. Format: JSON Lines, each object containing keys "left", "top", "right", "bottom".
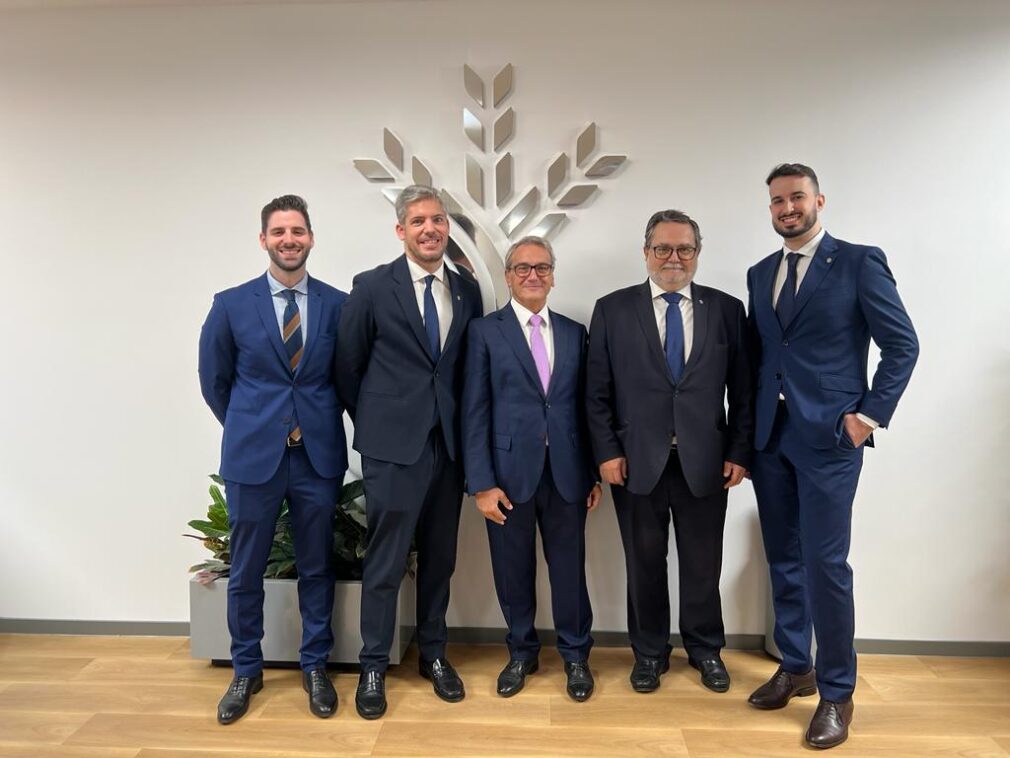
{"left": 649, "top": 244, "right": 698, "bottom": 261}
{"left": 508, "top": 263, "right": 555, "bottom": 277}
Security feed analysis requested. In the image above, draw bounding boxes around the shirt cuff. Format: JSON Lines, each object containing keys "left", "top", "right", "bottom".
{"left": 856, "top": 413, "right": 879, "bottom": 429}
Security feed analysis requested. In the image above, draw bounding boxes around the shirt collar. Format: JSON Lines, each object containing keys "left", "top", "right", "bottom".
{"left": 510, "top": 299, "right": 550, "bottom": 327}
{"left": 783, "top": 227, "right": 826, "bottom": 258}
{"left": 405, "top": 255, "right": 446, "bottom": 284}
{"left": 649, "top": 279, "right": 693, "bottom": 302}
{"left": 267, "top": 270, "right": 309, "bottom": 295}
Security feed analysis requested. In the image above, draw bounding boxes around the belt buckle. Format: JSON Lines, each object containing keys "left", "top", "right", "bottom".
{"left": 286, "top": 436, "right": 302, "bottom": 448}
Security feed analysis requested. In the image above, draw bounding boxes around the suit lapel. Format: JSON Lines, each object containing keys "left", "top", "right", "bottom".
{"left": 498, "top": 306, "right": 545, "bottom": 397}
{"left": 253, "top": 274, "right": 291, "bottom": 369}
{"left": 633, "top": 281, "right": 676, "bottom": 388}
{"left": 681, "top": 282, "right": 708, "bottom": 381}
{"left": 297, "top": 276, "right": 324, "bottom": 374}
{"left": 785, "top": 233, "right": 838, "bottom": 330}
{"left": 754, "top": 253, "right": 782, "bottom": 337}
{"left": 547, "top": 312, "right": 572, "bottom": 400}
{"left": 391, "top": 255, "right": 434, "bottom": 362}
{"left": 441, "top": 267, "right": 467, "bottom": 360}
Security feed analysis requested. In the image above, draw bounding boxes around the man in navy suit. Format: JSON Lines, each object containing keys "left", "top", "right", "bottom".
{"left": 461, "top": 236, "right": 602, "bottom": 702}
{"left": 586, "top": 210, "right": 754, "bottom": 695}
{"left": 199, "top": 194, "right": 348, "bottom": 724}
{"left": 337, "top": 185, "right": 482, "bottom": 719}
{"left": 746, "top": 164, "right": 918, "bottom": 749}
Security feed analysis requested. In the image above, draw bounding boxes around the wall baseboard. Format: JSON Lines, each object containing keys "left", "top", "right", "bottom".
{"left": 2, "top": 618, "right": 1007, "bottom": 657}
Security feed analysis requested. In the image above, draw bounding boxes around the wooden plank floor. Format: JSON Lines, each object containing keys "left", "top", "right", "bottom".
{"left": 0, "top": 634, "right": 1007, "bottom": 757}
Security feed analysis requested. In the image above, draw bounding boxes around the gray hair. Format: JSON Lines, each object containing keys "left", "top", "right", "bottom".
{"left": 395, "top": 184, "right": 444, "bottom": 224}
{"left": 505, "top": 235, "right": 556, "bottom": 270}
{"left": 643, "top": 209, "right": 702, "bottom": 250}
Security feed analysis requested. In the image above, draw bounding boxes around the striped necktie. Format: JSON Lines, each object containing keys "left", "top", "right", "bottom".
{"left": 281, "top": 289, "right": 303, "bottom": 443}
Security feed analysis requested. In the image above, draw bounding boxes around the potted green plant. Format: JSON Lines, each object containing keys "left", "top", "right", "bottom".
{"left": 186, "top": 474, "right": 415, "bottom": 665}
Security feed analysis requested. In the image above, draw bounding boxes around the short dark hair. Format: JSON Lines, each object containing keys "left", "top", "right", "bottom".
{"left": 644, "top": 209, "right": 702, "bottom": 250}
{"left": 765, "top": 163, "right": 820, "bottom": 194}
{"left": 261, "top": 194, "right": 312, "bottom": 233}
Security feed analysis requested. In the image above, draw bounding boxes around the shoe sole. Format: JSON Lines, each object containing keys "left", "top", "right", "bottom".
{"left": 748, "top": 686, "right": 818, "bottom": 710}
{"left": 631, "top": 680, "right": 660, "bottom": 693}
{"left": 355, "top": 702, "right": 387, "bottom": 720}
{"left": 805, "top": 731, "right": 848, "bottom": 749}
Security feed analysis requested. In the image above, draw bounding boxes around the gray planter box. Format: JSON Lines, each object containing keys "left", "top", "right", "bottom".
{"left": 189, "top": 576, "right": 415, "bottom": 666}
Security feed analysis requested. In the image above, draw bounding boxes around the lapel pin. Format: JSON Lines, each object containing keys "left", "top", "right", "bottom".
{"left": 826, "top": 257, "right": 833, "bottom": 263}
{"left": 456, "top": 295, "right": 461, "bottom": 301}
{"left": 698, "top": 299, "right": 704, "bottom": 304}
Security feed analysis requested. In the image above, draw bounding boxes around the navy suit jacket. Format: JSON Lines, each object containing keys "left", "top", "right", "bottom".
{"left": 198, "top": 273, "right": 349, "bottom": 485}
{"left": 336, "top": 254, "right": 482, "bottom": 466}
{"left": 461, "top": 305, "right": 596, "bottom": 505}
{"left": 586, "top": 281, "right": 754, "bottom": 498}
{"left": 747, "top": 233, "right": 919, "bottom": 451}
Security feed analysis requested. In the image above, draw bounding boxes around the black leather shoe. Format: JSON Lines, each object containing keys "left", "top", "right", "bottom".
{"left": 217, "top": 673, "right": 263, "bottom": 724}
{"left": 747, "top": 666, "right": 817, "bottom": 709}
{"left": 355, "top": 670, "right": 387, "bottom": 720}
{"left": 805, "top": 698, "right": 854, "bottom": 749}
{"left": 419, "top": 657, "right": 465, "bottom": 702}
{"left": 564, "top": 660, "right": 594, "bottom": 702}
{"left": 689, "top": 656, "right": 730, "bottom": 693}
{"left": 496, "top": 658, "right": 539, "bottom": 697}
{"left": 302, "top": 668, "right": 337, "bottom": 718}
{"left": 629, "top": 656, "right": 669, "bottom": 692}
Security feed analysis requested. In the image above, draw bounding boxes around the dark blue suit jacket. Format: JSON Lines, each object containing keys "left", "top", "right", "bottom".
{"left": 747, "top": 233, "right": 919, "bottom": 451}
{"left": 336, "top": 255, "right": 482, "bottom": 466}
{"left": 462, "top": 305, "right": 596, "bottom": 505}
{"left": 198, "top": 274, "right": 349, "bottom": 485}
{"left": 586, "top": 281, "right": 754, "bottom": 498}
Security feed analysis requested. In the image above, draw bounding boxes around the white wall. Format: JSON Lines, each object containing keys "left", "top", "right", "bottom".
{"left": 1, "top": 0, "right": 1007, "bottom": 641}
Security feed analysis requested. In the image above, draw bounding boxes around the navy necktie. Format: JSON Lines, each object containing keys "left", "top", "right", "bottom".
{"left": 281, "top": 289, "right": 303, "bottom": 443}
{"left": 661, "top": 292, "right": 684, "bottom": 383}
{"left": 423, "top": 274, "right": 441, "bottom": 362}
{"left": 776, "top": 252, "right": 800, "bottom": 327}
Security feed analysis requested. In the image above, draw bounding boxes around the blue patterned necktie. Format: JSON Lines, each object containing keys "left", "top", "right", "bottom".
{"left": 661, "top": 292, "right": 684, "bottom": 383}
{"left": 776, "top": 252, "right": 800, "bottom": 327}
{"left": 423, "top": 274, "right": 441, "bottom": 362}
{"left": 281, "top": 289, "right": 303, "bottom": 443}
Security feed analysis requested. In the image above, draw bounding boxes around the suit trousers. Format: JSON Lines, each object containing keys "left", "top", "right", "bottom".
{"left": 486, "top": 459, "right": 593, "bottom": 663}
{"left": 751, "top": 402, "right": 863, "bottom": 702}
{"left": 359, "top": 427, "right": 464, "bottom": 672}
{"left": 225, "top": 445, "right": 340, "bottom": 676}
{"left": 613, "top": 450, "right": 728, "bottom": 663}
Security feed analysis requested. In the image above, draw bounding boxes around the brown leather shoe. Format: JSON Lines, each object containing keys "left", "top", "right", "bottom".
{"left": 747, "top": 666, "right": 817, "bottom": 709}
{"left": 805, "top": 698, "right": 853, "bottom": 749}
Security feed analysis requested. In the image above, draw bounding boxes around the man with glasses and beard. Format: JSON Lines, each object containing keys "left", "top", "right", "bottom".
{"left": 337, "top": 185, "right": 482, "bottom": 719}
{"left": 586, "top": 210, "right": 753, "bottom": 696}
{"left": 199, "top": 194, "right": 348, "bottom": 724}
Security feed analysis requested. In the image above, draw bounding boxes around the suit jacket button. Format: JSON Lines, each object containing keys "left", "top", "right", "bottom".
{"left": 782, "top": 339, "right": 789, "bottom": 346}
{"left": 775, "top": 373, "right": 782, "bottom": 380}
{"left": 434, "top": 371, "right": 439, "bottom": 378}
{"left": 282, "top": 417, "right": 291, "bottom": 424}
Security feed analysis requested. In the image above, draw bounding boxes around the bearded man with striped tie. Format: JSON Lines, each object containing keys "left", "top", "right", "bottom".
{"left": 586, "top": 210, "right": 754, "bottom": 696}
{"left": 461, "top": 236, "right": 602, "bottom": 702}
{"left": 199, "top": 194, "right": 348, "bottom": 724}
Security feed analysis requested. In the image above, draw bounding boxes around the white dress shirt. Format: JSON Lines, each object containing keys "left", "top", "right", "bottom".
{"left": 649, "top": 279, "right": 693, "bottom": 364}
{"left": 771, "top": 227, "right": 825, "bottom": 308}
{"left": 509, "top": 299, "right": 554, "bottom": 370}
{"left": 406, "top": 256, "right": 452, "bottom": 349}
{"left": 266, "top": 270, "right": 309, "bottom": 346}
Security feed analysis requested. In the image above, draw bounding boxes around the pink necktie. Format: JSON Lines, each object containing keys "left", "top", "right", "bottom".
{"left": 529, "top": 314, "right": 550, "bottom": 393}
